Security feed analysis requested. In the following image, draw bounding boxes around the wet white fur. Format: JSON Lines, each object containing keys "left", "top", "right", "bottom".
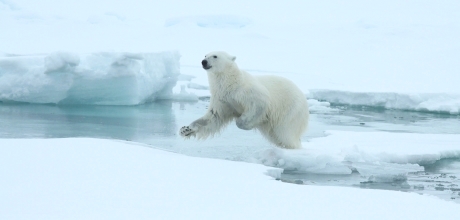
{"left": 180, "top": 51, "right": 309, "bottom": 149}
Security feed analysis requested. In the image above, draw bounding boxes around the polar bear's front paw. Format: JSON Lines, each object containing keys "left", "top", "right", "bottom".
{"left": 180, "top": 126, "right": 196, "bottom": 138}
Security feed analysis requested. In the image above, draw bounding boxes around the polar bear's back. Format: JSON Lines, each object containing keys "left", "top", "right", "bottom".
{"left": 254, "top": 75, "right": 309, "bottom": 124}
{"left": 254, "top": 75, "right": 307, "bottom": 106}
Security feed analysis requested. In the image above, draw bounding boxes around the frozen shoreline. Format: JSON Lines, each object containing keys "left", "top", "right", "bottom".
{"left": 1, "top": 138, "right": 459, "bottom": 219}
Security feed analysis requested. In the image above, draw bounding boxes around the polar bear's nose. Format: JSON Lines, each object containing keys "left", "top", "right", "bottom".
{"left": 201, "top": 60, "right": 208, "bottom": 67}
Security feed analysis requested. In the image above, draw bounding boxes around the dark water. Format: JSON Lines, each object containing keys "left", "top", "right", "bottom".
{"left": 1, "top": 101, "right": 459, "bottom": 203}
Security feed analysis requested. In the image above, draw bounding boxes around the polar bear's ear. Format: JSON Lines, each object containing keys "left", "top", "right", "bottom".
{"left": 231, "top": 56, "right": 236, "bottom": 61}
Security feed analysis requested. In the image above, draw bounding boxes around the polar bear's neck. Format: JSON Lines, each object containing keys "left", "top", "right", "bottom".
{"left": 207, "top": 63, "right": 245, "bottom": 96}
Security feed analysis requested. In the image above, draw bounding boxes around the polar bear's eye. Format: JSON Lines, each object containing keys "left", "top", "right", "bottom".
{"left": 213, "top": 56, "right": 217, "bottom": 58}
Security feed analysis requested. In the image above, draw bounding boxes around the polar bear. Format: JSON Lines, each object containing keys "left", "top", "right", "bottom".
{"left": 179, "top": 51, "right": 309, "bottom": 149}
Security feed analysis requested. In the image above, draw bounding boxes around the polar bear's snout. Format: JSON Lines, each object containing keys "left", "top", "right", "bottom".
{"left": 202, "top": 59, "right": 211, "bottom": 70}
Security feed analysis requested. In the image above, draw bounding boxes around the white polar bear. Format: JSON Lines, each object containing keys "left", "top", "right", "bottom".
{"left": 180, "top": 51, "right": 309, "bottom": 149}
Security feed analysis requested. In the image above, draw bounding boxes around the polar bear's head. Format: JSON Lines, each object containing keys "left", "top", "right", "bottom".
{"left": 201, "top": 51, "right": 236, "bottom": 72}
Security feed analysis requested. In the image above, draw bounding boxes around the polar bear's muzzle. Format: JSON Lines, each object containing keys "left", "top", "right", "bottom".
{"left": 202, "top": 60, "right": 212, "bottom": 70}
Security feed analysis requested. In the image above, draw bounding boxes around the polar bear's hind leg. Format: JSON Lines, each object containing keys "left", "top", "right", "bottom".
{"left": 272, "top": 126, "right": 303, "bottom": 149}
{"left": 257, "top": 123, "right": 302, "bottom": 149}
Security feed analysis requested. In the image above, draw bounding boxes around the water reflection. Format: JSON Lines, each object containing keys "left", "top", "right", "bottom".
{"left": 0, "top": 101, "right": 176, "bottom": 140}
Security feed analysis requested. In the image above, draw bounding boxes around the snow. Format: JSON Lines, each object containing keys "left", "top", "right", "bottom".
{"left": 1, "top": 138, "right": 460, "bottom": 220}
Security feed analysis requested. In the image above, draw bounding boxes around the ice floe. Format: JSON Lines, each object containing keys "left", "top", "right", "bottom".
{"left": 0, "top": 51, "right": 183, "bottom": 105}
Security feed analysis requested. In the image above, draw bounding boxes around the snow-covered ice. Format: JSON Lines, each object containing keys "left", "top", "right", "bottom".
{"left": 310, "top": 90, "right": 460, "bottom": 115}
{"left": 1, "top": 138, "right": 460, "bottom": 220}
{"left": 306, "top": 99, "right": 340, "bottom": 113}
{"left": 257, "top": 131, "right": 460, "bottom": 180}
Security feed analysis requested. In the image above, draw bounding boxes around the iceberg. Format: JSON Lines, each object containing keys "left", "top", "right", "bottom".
{"left": 0, "top": 51, "right": 181, "bottom": 105}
